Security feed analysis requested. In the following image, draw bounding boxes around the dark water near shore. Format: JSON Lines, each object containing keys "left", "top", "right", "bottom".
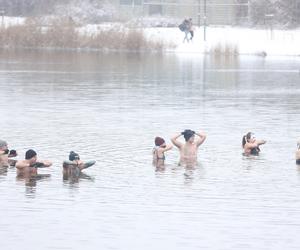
{"left": 0, "top": 50, "right": 300, "bottom": 250}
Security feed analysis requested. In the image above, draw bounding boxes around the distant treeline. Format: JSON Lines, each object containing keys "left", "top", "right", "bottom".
{"left": 1, "top": 0, "right": 299, "bottom": 28}
{"left": 237, "top": 0, "right": 299, "bottom": 28}
{"left": 0, "top": 0, "right": 69, "bottom": 15}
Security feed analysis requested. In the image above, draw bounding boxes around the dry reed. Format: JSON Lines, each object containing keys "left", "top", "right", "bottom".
{"left": 0, "top": 19, "right": 164, "bottom": 52}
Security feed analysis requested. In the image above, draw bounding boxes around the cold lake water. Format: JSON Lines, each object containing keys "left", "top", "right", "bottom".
{"left": 0, "top": 50, "right": 299, "bottom": 250}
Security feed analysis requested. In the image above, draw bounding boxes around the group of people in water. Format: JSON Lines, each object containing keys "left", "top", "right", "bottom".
{"left": 0, "top": 139, "right": 95, "bottom": 178}
{"left": 153, "top": 130, "right": 300, "bottom": 167}
{"left": 1, "top": 130, "right": 300, "bottom": 179}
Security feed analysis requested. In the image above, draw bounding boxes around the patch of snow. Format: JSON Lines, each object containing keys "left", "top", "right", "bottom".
{"left": 0, "top": 16, "right": 25, "bottom": 28}
{"left": 1, "top": 16, "right": 300, "bottom": 56}
{"left": 144, "top": 26, "right": 300, "bottom": 56}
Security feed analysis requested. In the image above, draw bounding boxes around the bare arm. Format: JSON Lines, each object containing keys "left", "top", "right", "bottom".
{"left": 160, "top": 144, "right": 173, "bottom": 153}
{"left": 256, "top": 140, "right": 266, "bottom": 146}
{"left": 40, "top": 160, "right": 52, "bottom": 167}
{"left": 195, "top": 132, "right": 206, "bottom": 147}
{"left": 246, "top": 140, "right": 266, "bottom": 150}
{"left": 171, "top": 133, "right": 183, "bottom": 149}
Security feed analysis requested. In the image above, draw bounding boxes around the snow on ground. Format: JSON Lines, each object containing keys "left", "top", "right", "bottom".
{"left": 1, "top": 16, "right": 25, "bottom": 28}
{"left": 144, "top": 26, "right": 300, "bottom": 56}
{"left": 1, "top": 16, "right": 300, "bottom": 56}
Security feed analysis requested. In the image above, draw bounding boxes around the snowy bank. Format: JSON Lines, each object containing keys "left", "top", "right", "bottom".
{"left": 0, "top": 16, "right": 25, "bottom": 27}
{"left": 144, "top": 26, "right": 300, "bottom": 57}
{"left": 1, "top": 16, "right": 300, "bottom": 56}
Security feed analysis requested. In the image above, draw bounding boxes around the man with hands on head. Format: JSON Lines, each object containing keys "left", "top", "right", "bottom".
{"left": 171, "top": 129, "right": 206, "bottom": 166}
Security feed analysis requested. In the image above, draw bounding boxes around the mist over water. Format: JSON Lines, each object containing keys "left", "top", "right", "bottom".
{"left": 0, "top": 50, "right": 300, "bottom": 250}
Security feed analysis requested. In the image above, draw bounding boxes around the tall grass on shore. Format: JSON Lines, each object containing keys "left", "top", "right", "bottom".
{"left": 0, "top": 18, "right": 164, "bottom": 52}
{"left": 210, "top": 42, "right": 239, "bottom": 57}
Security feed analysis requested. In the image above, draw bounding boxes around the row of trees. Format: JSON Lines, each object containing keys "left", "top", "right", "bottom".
{"left": 0, "top": 0, "right": 116, "bottom": 23}
{"left": 237, "top": 0, "right": 300, "bottom": 28}
{"left": 0, "top": 0, "right": 68, "bottom": 15}
{"left": 1, "top": 0, "right": 299, "bottom": 28}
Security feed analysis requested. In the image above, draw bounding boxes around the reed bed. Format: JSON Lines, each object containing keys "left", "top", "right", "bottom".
{"left": 0, "top": 19, "right": 164, "bottom": 52}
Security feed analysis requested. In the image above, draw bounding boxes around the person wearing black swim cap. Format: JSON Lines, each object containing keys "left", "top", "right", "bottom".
{"left": 171, "top": 129, "right": 206, "bottom": 167}
{"left": 63, "top": 151, "right": 96, "bottom": 177}
{"left": 15, "top": 149, "right": 52, "bottom": 176}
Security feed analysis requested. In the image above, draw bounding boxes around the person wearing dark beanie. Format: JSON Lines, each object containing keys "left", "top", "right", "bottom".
{"left": 171, "top": 129, "right": 206, "bottom": 166}
{"left": 63, "top": 151, "right": 96, "bottom": 178}
{"left": 16, "top": 149, "right": 52, "bottom": 176}
{"left": 153, "top": 136, "right": 173, "bottom": 167}
{"left": 25, "top": 149, "right": 37, "bottom": 160}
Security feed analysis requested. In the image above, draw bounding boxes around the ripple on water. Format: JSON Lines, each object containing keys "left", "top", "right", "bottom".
{"left": 0, "top": 52, "right": 300, "bottom": 250}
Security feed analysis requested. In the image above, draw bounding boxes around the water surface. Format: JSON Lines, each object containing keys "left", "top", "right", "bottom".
{"left": 0, "top": 50, "right": 300, "bottom": 250}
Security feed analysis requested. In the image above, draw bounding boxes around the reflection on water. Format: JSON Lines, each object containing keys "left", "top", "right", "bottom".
{"left": 63, "top": 171, "right": 95, "bottom": 186}
{"left": 16, "top": 174, "right": 51, "bottom": 197}
{"left": 0, "top": 166, "right": 8, "bottom": 176}
{"left": 0, "top": 50, "right": 300, "bottom": 250}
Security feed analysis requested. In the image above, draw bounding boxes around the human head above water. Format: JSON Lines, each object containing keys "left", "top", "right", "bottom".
{"left": 0, "top": 140, "right": 8, "bottom": 150}
{"left": 242, "top": 132, "right": 255, "bottom": 147}
{"left": 182, "top": 129, "right": 195, "bottom": 142}
{"left": 25, "top": 149, "right": 37, "bottom": 163}
{"left": 69, "top": 151, "right": 80, "bottom": 161}
{"left": 155, "top": 137, "right": 166, "bottom": 147}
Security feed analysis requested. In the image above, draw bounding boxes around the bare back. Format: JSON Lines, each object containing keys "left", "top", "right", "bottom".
{"left": 179, "top": 143, "right": 198, "bottom": 166}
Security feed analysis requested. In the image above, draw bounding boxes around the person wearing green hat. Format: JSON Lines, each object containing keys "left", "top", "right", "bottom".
{"left": 63, "top": 151, "right": 96, "bottom": 177}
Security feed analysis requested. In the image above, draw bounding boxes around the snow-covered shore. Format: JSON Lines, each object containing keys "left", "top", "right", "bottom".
{"left": 1, "top": 16, "right": 300, "bottom": 56}
{"left": 144, "top": 26, "right": 300, "bottom": 57}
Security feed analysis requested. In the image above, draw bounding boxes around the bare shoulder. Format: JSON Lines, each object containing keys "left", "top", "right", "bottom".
{"left": 16, "top": 160, "right": 28, "bottom": 168}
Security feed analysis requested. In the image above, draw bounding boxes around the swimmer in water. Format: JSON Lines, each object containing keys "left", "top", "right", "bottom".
{"left": 296, "top": 139, "right": 300, "bottom": 165}
{"left": 63, "top": 151, "right": 96, "bottom": 177}
{"left": 15, "top": 149, "right": 52, "bottom": 176}
{"left": 242, "top": 132, "right": 266, "bottom": 156}
{"left": 0, "top": 140, "right": 18, "bottom": 167}
{"left": 152, "top": 137, "right": 173, "bottom": 166}
{"left": 171, "top": 129, "right": 206, "bottom": 166}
